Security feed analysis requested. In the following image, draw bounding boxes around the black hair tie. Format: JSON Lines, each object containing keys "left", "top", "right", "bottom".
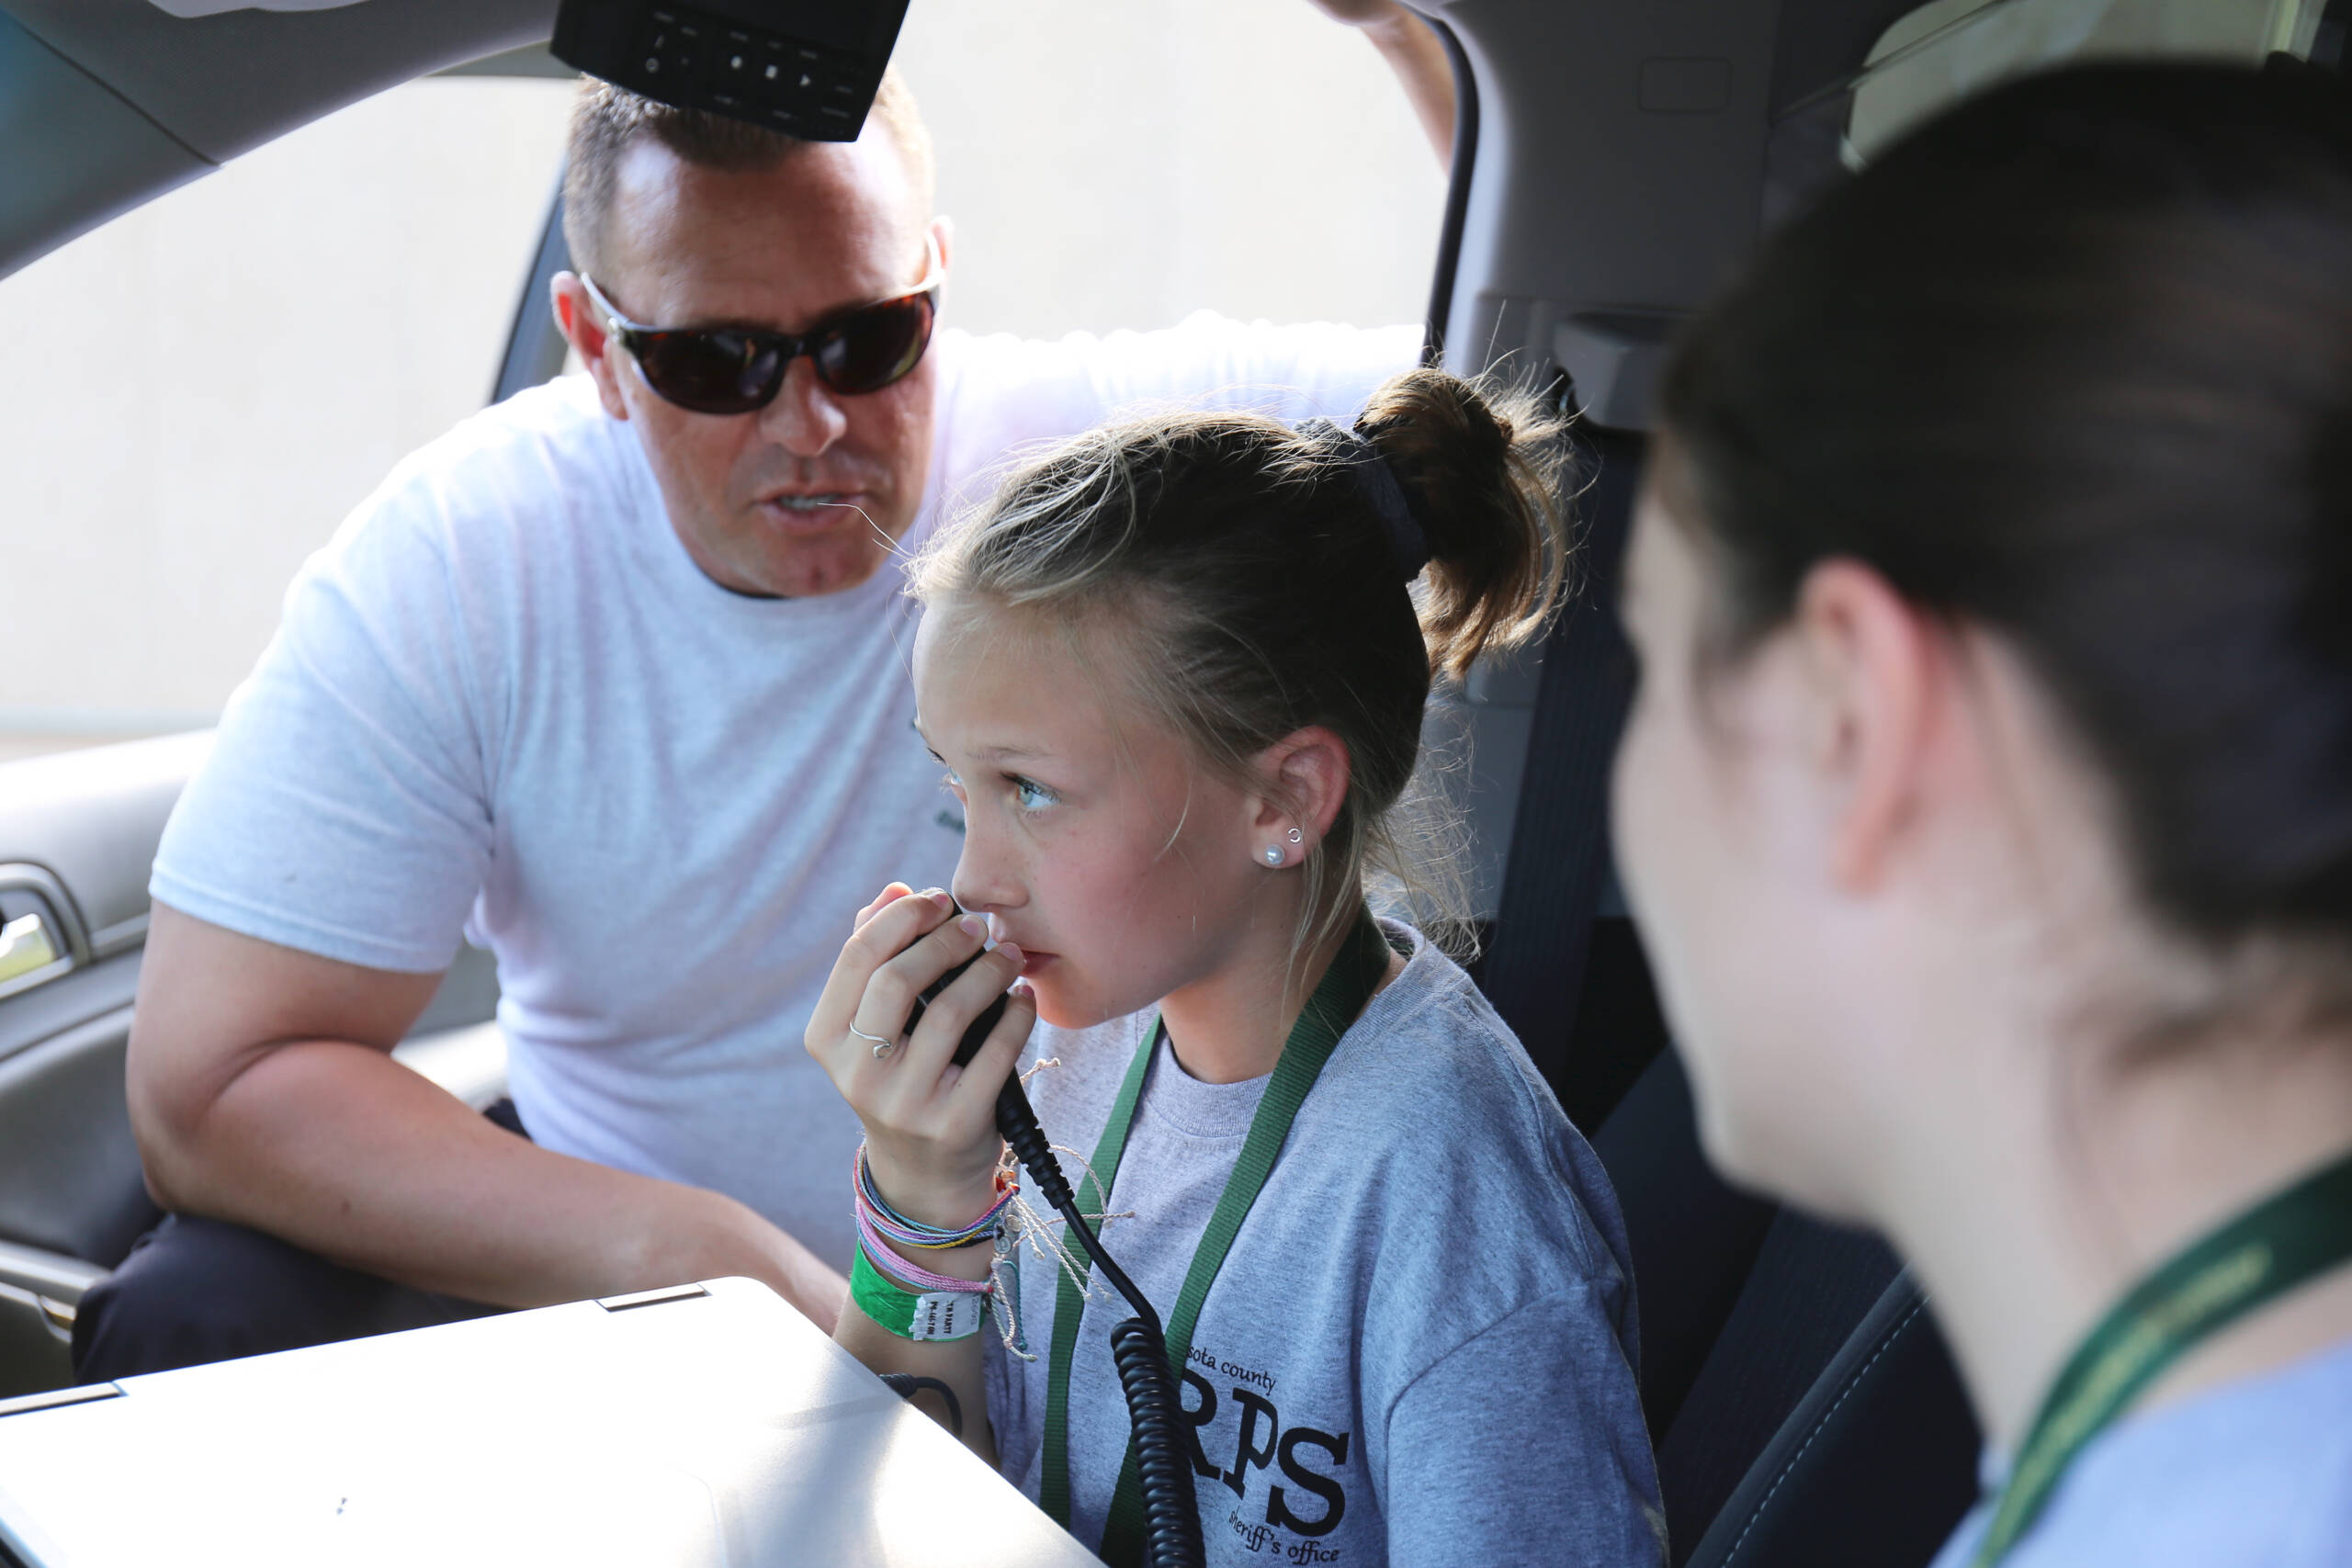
{"left": 1298, "top": 416, "right": 1430, "bottom": 581}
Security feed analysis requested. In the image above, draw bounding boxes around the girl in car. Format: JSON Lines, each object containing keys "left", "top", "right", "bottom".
{"left": 804, "top": 368, "right": 1663, "bottom": 1564}
{"left": 1614, "top": 64, "right": 2352, "bottom": 1568}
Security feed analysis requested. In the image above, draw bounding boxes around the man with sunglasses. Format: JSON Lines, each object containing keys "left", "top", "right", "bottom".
{"left": 82, "top": 2, "right": 1453, "bottom": 1382}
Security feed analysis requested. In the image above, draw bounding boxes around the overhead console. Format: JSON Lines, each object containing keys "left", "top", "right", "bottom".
{"left": 550, "top": 0, "right": 912, "bottom": 140}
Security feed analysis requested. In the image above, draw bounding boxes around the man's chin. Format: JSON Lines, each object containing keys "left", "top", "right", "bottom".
{"left": 773, "top": 551, "right": 890, "bottom": 598}
{"left": 723, "top": 520, "right": 898, "bottom": 599}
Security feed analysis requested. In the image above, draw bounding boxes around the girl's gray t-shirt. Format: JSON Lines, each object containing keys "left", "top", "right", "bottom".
{"left": 982, "top": 921, "right": 1667, "bottom": 1567}
{"left": 1930, "top": 1336, "right": 2352, "bottom": 1568}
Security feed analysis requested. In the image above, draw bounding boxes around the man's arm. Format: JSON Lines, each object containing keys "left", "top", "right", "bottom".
{"left": 1311, "top": 1, "right": 1457, "bottom": 164}
{"left": 127, "top": 903, "right": 847, "bottom": 1326}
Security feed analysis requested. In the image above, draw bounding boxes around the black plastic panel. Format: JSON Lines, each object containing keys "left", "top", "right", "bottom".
{"left": 1766, "top": 0, "right": 1947, "bottom": 114}
{"left": 1591, "top": 1047, "right": 1776, "bottom": 1446}
{"left": 1479, "top": 427, "right": 1645, "bottom": 1067}
{"left": 1657, "top": 1215, "right": 1901, "bottom": 1564}
{"left": 552, "top": 0, "right": 909, "bottom": 140}
{"left": 0, "top": 999, "right": 160, "bottom": 1269}
{"left": 1686, "top": 1277, "right": 1979, "bottom": 1568}
{"left": 0, "top": 953, "right": 137, "bottom": 1073}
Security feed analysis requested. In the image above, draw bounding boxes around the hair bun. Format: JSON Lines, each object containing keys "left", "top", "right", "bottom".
{"left": 1355, "top": 368, "right": 1569, "bottom": 680}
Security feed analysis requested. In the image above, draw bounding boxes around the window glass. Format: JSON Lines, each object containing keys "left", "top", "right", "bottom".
{"left": 1763, "top": 0, "right": 2333, "bottom": 234}
{"left": 0, "top": 8, "right": 1444, "bottom": 762}
{"left": 894, "top": 3, "right": 1446, "bottom": 341}
{"left": 0, "top": 77, "right": 574, "bottom": 760}
{"left": 1848, "top": 0, "right": 2331, "bottom": 163}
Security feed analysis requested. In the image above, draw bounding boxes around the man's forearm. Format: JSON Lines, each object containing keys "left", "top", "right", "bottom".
{"left": 1366, "top": 8, "right": 1457, "bottom": 164}
{"left": 141, "top": 1036, "right": 845, "bottom": 1325}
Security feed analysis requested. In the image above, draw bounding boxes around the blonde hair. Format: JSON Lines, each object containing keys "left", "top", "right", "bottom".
{"left": 911, "top": 368, "right": 1572, "bottom": 963}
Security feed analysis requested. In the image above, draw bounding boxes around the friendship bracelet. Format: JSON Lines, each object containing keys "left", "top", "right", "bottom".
{"left": 851, "top": 1240, "right": 990, "bottom": 1342}
{"left": 855, "top": 1206, "right": 995, "bottom": 1294}
{"left": 856, "top": 1145, "right": 1014, "bottom": 1248}
{"left": 854, "top": 1145, "right": 1016, "bottom": 1250}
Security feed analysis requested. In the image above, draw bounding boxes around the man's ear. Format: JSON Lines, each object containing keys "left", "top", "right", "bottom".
{"left": 929, "top": 213, "right": 956, "bottom": 279}
{"left": 1792, "top": 558, "right": 1939, "bottom": 894}
{"left": 551, "top": 272, "right": 628, "bottom": 423}
{"left": 1251, "top": 726, "right": 1353, "bottom": 860}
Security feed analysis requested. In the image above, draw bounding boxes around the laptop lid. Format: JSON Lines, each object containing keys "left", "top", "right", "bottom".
{"left": 0, "top": 1275, "right": 1095, "bottom": 1567}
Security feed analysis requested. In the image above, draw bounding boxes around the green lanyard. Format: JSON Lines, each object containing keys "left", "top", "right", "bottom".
{"left": 1036, "top": 915, "right": 1393, "bottom": 1565}
{"left": 1970, "top": 1144, "right": 2352, "bottom": 1566}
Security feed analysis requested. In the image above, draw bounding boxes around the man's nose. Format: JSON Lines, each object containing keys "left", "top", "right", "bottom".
{"left": 760, "top": 355, "right": 848, "bottom": 457}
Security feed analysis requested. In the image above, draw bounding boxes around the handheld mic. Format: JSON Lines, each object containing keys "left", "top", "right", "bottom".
{"left": 906, "top": 952, "right": 1033, "bottom": 1141}
{"left": 906, "top": 951, "right": 1010, "bottom": 1070}
{"left": 907, "top": 943, "right": 1204, "bottom": 1568}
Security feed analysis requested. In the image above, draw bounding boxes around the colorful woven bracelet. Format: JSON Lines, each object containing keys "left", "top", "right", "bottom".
{"left": 854, "top": 1206, "right": 997, "bottom": 1294}
{"left": 854, "top": 1145, "right": 1015, "bottom": 1251}
{"left": 850, "top": 1240, "right": 989, "bottom": 1342}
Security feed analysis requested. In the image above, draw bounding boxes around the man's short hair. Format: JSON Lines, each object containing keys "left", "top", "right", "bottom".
{"left": 561, "top": 68, "right": 934, "bottom": 280}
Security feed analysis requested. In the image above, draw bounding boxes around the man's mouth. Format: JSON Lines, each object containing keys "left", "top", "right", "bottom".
{"left": 755, "top": 491, "right": 869, "bottom": 533}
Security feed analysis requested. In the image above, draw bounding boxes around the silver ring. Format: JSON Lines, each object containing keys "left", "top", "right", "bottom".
{"left": 847, "top": 1023, "right": 896, "bottom": 1058}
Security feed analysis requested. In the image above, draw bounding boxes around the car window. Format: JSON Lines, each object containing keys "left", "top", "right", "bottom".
{"left": 894, "top": 6, "right": 1445, "bottom": 342}
{"left": 0, "top": 11, "right": 1444, "bottom": 765}
{"left": 1760, "top": 0, "right": 2335, "bottom": 231}
{"left": 1849, "top": 0, "right": 2335, "bottom": 163}
{"left": 0, "top": 75, "right": 574, "bottom": 763}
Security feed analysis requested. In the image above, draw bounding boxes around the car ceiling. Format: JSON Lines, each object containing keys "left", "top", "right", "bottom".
{"left": 1429, "top": 0, "right": 1926, "bottom": 419}
{"left": 0, "top": 0, "right": 554, "bottom": 276}
{"left": 0, "top": 0, "right": 1928, "bottom": 406}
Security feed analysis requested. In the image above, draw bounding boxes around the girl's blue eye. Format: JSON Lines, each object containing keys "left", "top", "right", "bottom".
{"left": 940, "top": 768, "right": 965, "bottom": 796}
{"left": 1013, "top": 776, "right": 1059, "bottom": 812}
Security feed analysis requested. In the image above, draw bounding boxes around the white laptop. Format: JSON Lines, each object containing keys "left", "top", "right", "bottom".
{"left": 0, "top": 1276, "right": 1097, "bottom": 1567}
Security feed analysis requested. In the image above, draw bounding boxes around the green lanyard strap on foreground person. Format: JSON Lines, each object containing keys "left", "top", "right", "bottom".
{"left": 1036, "top": 914, "right": 1394, "bottom": 1567}
{"left": 1970, "top": 1144, "right": 2352, "bottom": 1566}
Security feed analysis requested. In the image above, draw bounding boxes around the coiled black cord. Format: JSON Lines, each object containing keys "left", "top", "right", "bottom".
{"left": 1108, "top": 1317, "right": 1204, "bottom": 1568}
{"left": 998, "top": 1078, "right": 1204, "bottom": 1568}
{"left": 918, "top": 946, "right": 1206, "bottom": 1568}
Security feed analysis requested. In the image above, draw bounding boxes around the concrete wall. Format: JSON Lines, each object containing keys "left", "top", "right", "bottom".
{"left": 0, "top": 2, "right": 1445, "bottom": 759}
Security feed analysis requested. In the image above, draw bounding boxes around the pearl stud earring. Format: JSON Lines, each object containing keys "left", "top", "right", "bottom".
{"left": 1264, "top": 845, "right": 1283, "bottom": 865}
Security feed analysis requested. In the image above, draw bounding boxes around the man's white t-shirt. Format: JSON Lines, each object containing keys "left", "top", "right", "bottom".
{"left": 152, "top": 314, "right": 1419, "bottom": 1272}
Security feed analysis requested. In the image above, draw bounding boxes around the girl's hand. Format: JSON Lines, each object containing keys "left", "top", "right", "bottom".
{"left": 807, "top": 886, "right": 1036, "bottom": 1228}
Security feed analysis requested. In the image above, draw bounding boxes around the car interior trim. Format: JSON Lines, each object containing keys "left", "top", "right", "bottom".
{"left": 86, "top": 914, "right": 149, "bottom": 962}
{"left": 0, "top": 957, "right": 137, "bottom": 1072}
{"left": 0, "top": 1383, "right": 120, "bottom": 1422}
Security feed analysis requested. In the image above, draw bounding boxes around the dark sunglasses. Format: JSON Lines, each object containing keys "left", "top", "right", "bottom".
{"left": 581, "top": 237, "right": 941, "bottom": 414}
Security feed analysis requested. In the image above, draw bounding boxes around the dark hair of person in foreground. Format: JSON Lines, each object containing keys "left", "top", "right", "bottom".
{"left": 1667, "top": 62, "right": 2352, "bottom": 975}
{"left": 1617, "top": 60, "right": 2352, "bottom": 1568}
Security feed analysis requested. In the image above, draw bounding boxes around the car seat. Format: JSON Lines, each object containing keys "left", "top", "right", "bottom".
{"left": 1476, "top": 423, "right": 1982, "bottom": 1566}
